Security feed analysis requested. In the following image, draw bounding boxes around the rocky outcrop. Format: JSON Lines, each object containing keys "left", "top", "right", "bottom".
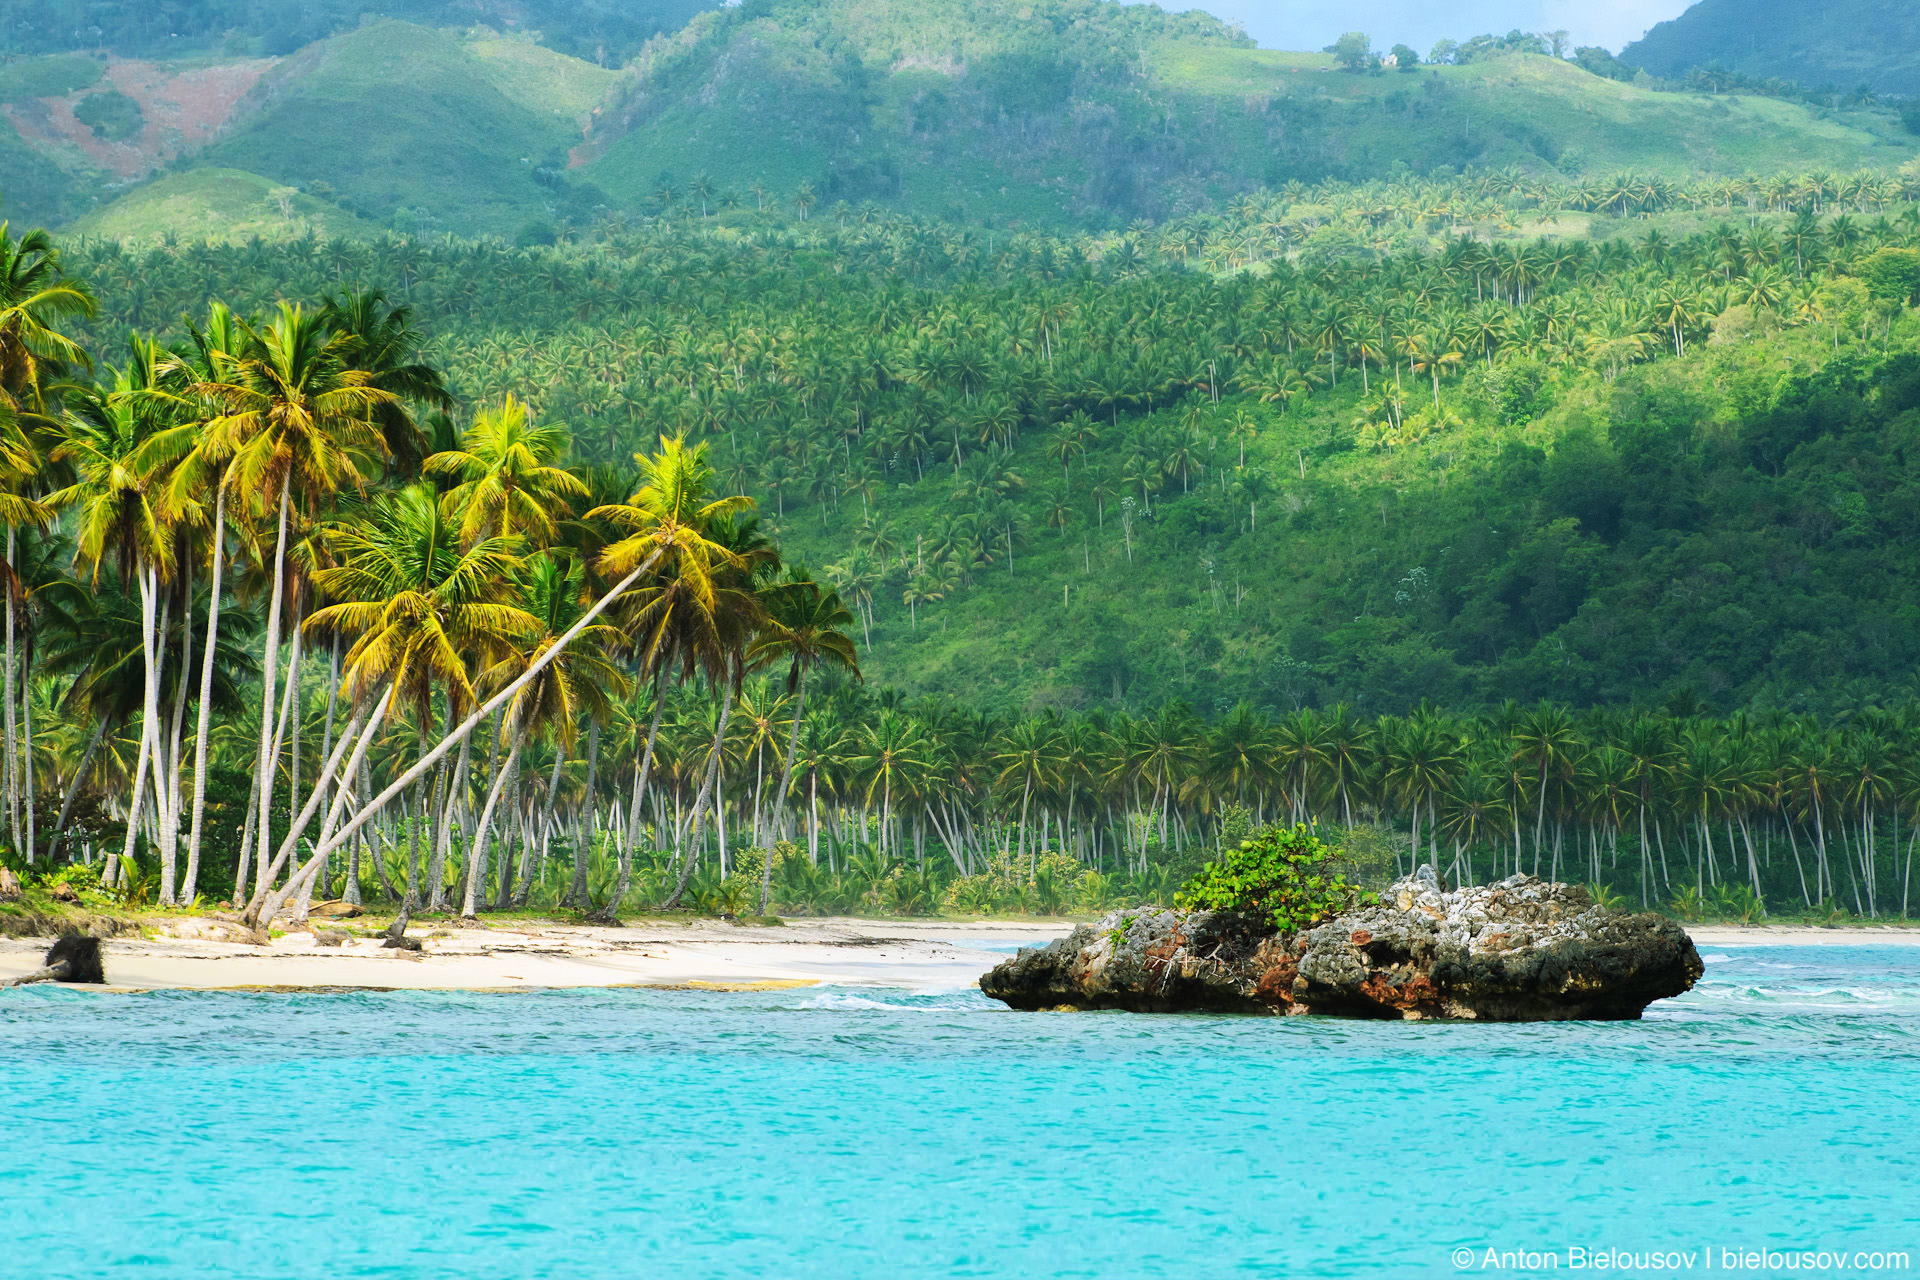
{"left": 980, "top": 871, "right": 1703, "bottom": 1021}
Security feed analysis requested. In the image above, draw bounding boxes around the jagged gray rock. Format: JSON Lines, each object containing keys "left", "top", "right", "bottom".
{"left": 980, "top": 871, "right": 1703, "bottom": 1020}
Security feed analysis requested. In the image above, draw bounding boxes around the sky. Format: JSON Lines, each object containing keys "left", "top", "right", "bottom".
{"left": 1138, "top": 0, "right": 1698, "bottom": 55}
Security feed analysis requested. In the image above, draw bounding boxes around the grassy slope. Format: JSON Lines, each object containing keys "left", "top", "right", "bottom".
{"left": 193, "top": 21, "right": 597, "bottom": 237}
{"left": 0, "top": 122, "right": 88, "bottom": 226}
{"left": 1623, "top": 0, "right": 1920, "bottom": 97}
{"left": 1155, "top": 51, "right": 1911, "bottom": 181}
{"left": 589, "top": 3, "right": 1912, "bottom": 230}
{"left": 41, "top": 3, "right": 1919, "bottom": 238}
{"left": 461, "top": 31, "right": 625, "bottom": 121}
{"left": 65, "top": 167, "right": 382, "bottom": 242}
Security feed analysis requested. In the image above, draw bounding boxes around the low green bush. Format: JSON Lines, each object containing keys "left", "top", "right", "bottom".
{"left": 1175, "top": 824, "right": 1375, "bottom": 932}
{"left": 73, "top": 88, "right": 143, "bottom": 140}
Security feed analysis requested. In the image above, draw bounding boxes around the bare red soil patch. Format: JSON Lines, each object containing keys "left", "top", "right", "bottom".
{"left": 2, "top": 56, "right": 275, "bottom": 179}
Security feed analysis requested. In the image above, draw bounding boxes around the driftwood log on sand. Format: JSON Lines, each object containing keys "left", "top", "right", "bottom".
{"left": 1, "top": 934, "right": 106, "bottom": 987}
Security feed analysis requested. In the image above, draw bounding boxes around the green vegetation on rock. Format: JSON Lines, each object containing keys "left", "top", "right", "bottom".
{"left": 1176, "top": 824, "right": 1376, "bottom": 932}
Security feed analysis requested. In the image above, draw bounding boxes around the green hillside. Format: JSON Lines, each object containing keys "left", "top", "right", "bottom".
{"left": 64, "top": 167, "right": 382, "bottom": 242}
{"left": 1623, "top": 0, "right": 1920, "bottom": 97}
{"left": 18, "top": 0, "right": 1916, "bottom": 240}
{"left": 193, "top": 21, "right": 610, "bottom": 237}
{"left": 579, "top": 0, "right": 1912, "bottom": 226}
{"left": 1155, "top": 48, "right": 1911, "bottom": 183}
{"left": 0, "top": 122, "right": 89, "bottom": 227}
{"left": 0, "top": 0, "right": 714, "bottom": 61}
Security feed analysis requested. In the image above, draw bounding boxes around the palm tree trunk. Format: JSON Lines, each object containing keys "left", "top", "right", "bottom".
{"left": 662, "top": 669, "right": 737, "bottom": 910}
{"left": 50, "top": 713, "right": 108, "bottom": 858}
{"left": 301, "top": 554, "right": 663, "bottom": 871}
{"left": 463, "top": 719, "right": 527, "bottom": 919}
{"left": 429, "top": 728, "right": 471, "bottom": 913}
{"left": 759, "top": 666, "right": 809, "bottom": 915}
{"left": 183, "top": 481, "right": 227, "bottom": 902}
{"left": 19, "top": 646, "right": 34, "bottom": 864}
{"left": 254, "top": 476, "right": 292, "bottom": 900}
{"left": 160, "top": 562, "right": 193, "bottom": 903}
{"left": 242, "top": 699, "right": 376, "bottom": 918}
{"left": 115, "top": 566, "right": 163, "bottom": 887}
{"left": 606, "top": 674, "right": 667, "bottom": 919}
{"left": 572, "top": 720, "right": 599, "bottom": 909}
{"left": 249, "top": 685, "right": 394, "bottom": 929}
{"left": 405, "top": 719, "right": 430, "bottom": 910}
{"left": 494, "top": 738, "right": 529, "bottom": 910}
{"left": 518, "top": 740, "right": 566, "bottom": 909}
{"left": 4, "top": 525, "right": 17, "bottom": 858}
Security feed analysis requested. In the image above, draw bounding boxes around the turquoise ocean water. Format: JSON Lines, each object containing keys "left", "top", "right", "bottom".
{"left": 4, "top": 944, "right": 1918, "bottom": 1279}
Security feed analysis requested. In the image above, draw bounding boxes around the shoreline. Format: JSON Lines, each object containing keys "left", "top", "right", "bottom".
{"left": 5, "top": 916, "right": 1920, "bottom": 994}
{"left": 1688, "top": 924, "right": 1920, "bottom": 946}
{"left": 0, "top": 916, "right": 1075, "bottom": 993}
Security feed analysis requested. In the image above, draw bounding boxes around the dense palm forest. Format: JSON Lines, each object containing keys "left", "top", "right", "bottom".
{"left": 11, "top": 161, "right": 1920, "bottom": 924}
{"left": 57, "top": 166, "right": 1920, "bottom": 710}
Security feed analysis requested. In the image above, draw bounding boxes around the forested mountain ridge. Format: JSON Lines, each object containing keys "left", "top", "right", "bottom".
{"left": 1623, "top": 0, "right": 1920, "bottom": 97}
{"left": 50, "top": 169, "right": 1920, "bottom": 717}
{"left": 0, "top": 0, "right": 713, "bottom": 61}
{"left": 2, "top": 0, "right": 1914, "bottom": 235}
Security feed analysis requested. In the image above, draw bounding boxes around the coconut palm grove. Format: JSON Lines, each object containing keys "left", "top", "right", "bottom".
{"left": 8, "top": 157, "right": 1920, "bottom": 925}
{"left": 9, "top": 3, "right": 1920, "bottom": 1279}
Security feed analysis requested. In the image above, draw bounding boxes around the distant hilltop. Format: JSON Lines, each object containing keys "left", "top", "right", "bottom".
{"left": 2, "top": 0, "right": 1916, "bottom": 238}
{"left": 1623, "top": 0, "right": 1920, "bottom": 97}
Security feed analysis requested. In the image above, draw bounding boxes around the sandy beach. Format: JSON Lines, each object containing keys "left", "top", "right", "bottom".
{"left": 0, "top": 916, "right": 1076, "bottom": 993}
{"left": 6, "top": 917, "right": 1920, "bottom": 994}
{"left": 1687, "top": 924, "right": 1920, "bottom": 946}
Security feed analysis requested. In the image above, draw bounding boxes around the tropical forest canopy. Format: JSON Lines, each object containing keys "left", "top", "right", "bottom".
{"left": 8, "top": 0, "right": 1920, "bottom": 927}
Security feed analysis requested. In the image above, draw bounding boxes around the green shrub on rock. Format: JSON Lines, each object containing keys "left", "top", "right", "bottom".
{"left": 1175, "top": 824, "right": 1375, "bottom": 933}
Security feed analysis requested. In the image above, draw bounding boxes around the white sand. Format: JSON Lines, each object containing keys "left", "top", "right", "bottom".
{"left": 0, "top": 916, "right": 1074, "bottom": 992}
{"left": 1687, "top": 924, "right": 1920, "bottom": 946}
{"left": 8, "top": 916, "right": 1919, "bottom": 994}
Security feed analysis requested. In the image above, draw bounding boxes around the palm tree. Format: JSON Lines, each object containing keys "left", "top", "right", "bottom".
{"left": 45, "top": 348, "right": 179, "bottom": 895}
{"left": 192, "top": 303, "right": 399, "bottom": 907}
{"left": 655, "top": 513, "right": 772, "bottom": 909}
{"left": 424, "top": 395, "right": 587, "bottom": 546}
{"left": 0, "top": 223, "right": 95, "bottom": 421}
{"left": 319, "top": 289, "right": 450, "bottom": 475}
{"left": 745, "top": 572, "right": 859, "bottom": 913}
{"left": 270, "top": 483, "right": 539, "bottom": 926}
{"left": 580, "top": 436, "right": 752, "bottom": 915}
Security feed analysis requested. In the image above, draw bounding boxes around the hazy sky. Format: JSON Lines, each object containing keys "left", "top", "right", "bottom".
{"left": 1142, "top": 0, "right": 1697, "bottom": 55}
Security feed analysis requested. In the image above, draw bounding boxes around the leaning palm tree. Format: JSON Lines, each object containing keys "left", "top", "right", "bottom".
{"left": 463, "top": 552, "right": 627, "bottom": 916}
{"left": 583, "top": 436, "right": 753, "bottom": 918}
{"left": 274, "top": 437, "right": 755, "bottom": 926}
{"left": 250, "top": 482, "right": 539, "bottom": 927}
{"left": 744, "top": 571, "right": 860, "bottom": 913}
